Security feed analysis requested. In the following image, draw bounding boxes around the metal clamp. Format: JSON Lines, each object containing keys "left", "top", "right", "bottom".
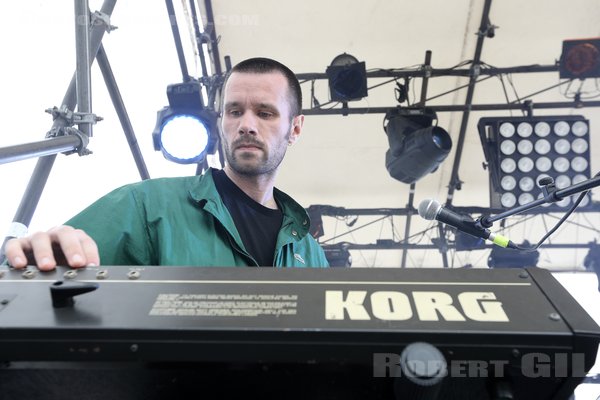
{"left": 45, "top": 105, "right": 103, "bottom": 128}
{"left": 44, "top": 105, "right": 101, "bottom": 156}
{"left": 44, "top": 120, "right": 93, "bottom": 157}
{"left": 91, "top": 11, "right": 117, "bottom": 33}
{"left": 63, "top": 127, "right": 92, "bottom": 156}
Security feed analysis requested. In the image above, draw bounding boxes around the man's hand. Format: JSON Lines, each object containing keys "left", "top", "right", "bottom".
{"left": 5, "top": 225, "right": 100, "bottom": 270}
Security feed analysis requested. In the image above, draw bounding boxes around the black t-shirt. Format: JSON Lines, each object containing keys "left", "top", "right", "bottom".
{"left": 212, "top": 169, "right": 283, "bottom": 266}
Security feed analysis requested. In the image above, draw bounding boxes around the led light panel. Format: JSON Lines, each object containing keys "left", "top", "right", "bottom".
{"left": 479, "top": 116, "right": 593, "bottom": 213}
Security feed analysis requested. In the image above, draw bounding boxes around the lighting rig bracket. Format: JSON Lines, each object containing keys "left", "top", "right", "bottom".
{"left": 199, "top": 73, "right": 225, "bottom": 108}
{"left": 386, "top": 106, "right": 438, "bottom": 126}
{"left": 44, "top": 105, "right": 103, "bottom": 156}
{"left": 45, "top": 105, "right": 102, "bottom": 128}
{"left": 90, "top": 10, "right": 117, "bottom": 33}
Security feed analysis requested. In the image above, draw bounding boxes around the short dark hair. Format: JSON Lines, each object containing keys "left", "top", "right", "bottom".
{"left": 224, "top": 57, "right": 302, "bottom": 118}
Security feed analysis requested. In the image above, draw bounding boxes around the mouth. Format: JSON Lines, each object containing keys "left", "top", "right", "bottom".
{"left": 234, "top": 142, "right": 263, "bottom": 151}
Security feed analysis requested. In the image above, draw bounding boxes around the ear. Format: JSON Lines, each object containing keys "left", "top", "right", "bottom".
{"left": 288, "top": 114, "right": 304, "bottom": 145}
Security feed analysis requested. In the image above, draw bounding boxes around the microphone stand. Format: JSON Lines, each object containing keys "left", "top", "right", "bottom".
{"left": 477, "top": 174, "right": 600, "bottom": 229}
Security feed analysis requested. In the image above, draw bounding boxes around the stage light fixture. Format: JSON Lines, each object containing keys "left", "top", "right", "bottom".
{"left": 384, "top": 109, "right": 453, "bottom": 184}
{"left": 488, "top": 241, "right": 539, "bottom": 268}
{"left": 326, "top": 53, "right": 368, "bottom": 102}
{"left": 322, "top": 244, "right": 352, "bottom": 267}
{"left": 305, "top": 205, "right": 325, "bottom": 239}
{"left": 478, "top": 116, "right": 593, "bottom": 212}
{"left": 584, "top": 242, "right": 600, "bottom": 291}
{"left": 560, "top": 38, "right": 600, "bottom": 79}
{"left": 152, "top": 81, "right": 218, "bottom": 164}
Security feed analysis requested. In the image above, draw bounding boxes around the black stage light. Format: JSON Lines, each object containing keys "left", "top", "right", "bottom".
{"left": 478, "top": 115, "right": 593, "bottom": 212}
{"left": 584, "top": 242, "right": 600, "bottom": 291}
{"left": 326, "top": 53, "right": 368, "bottom": 102}
{"left": 305, "top": 205, "right": 325, "bottom": 239}
{"left": 152, "top": 81, "right": 219, "bottom": 164}
{"left": 560, "top": 38, "right": 600, "bottom": 79}
{"left": 385, "top": 109, "right": 452, "bottom": 184}
{"left": 488, "top": 241, "right": 539, "bottom": 268}
{"left": 323, "top": 244, "right": 352, "bottom": 267}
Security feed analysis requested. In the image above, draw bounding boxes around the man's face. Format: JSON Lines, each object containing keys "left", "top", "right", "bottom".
{"left": 220, "top": 71, "right": 302, "bottom": 177}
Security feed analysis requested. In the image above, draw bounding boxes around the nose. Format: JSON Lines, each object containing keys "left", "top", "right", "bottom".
{"left": 238, "top": 111, "right": 258, "bottom": 135}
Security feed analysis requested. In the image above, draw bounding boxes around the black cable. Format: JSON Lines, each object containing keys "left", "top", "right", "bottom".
{"left": 368, "top": 77, "right": 399, "bottom": 91}
{"left": 513, "top": 79, "right": 574, "bottom": 104}
{"left": 423, "top": 75, "right": 494, "bottom": 103}
{"left": 498, "top": 74, "right": 511, "bottom": 104}
{"left": 321, "top": 215, "right": 389, "bottom": 243}
{"left": 497, "top": 74, "right": 517, "bottom": 117}
{"left": 310, "top": 80, "right": 320, "bottom": 108}
{"left": 505, "top": 74, "right": 524, "bottom": 114}
{"left": 540, "top": 213, "right": 552, "bottom": 244}
{"left": 562, "top": 77, "right": 600, "bottom": 99}
{"left": 545, "top": 213, "right": 600, "bottom": 234}
{"left": 367, "top": 64, "right": 422, "bottom": 73}
{"left": 512, "top": 171, "right": 600, "bottom": 252}
{"left": 497, "top": 214, "right": 538, "bottom": 233}
{"left": 321, "top": 216, "right": 438, "bottom": 247}
{"left": 403, "top": 222, "right": 439, "bottom": 244}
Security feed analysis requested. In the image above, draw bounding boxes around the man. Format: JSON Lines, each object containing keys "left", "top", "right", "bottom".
{"left": 5, "top": 57, "right": 329, "bottom": 269}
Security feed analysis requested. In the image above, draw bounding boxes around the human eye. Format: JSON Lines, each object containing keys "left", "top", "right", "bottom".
{"left": 257, "top": 110, "right": 274, "bottom": 119}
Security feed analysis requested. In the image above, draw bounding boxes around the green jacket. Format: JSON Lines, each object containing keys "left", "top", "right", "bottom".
{"left": 66, "top": 170, "right": 329, "bottom": 268}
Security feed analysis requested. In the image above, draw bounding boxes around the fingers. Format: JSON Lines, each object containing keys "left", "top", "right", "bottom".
{"left": 29, "top": 231, "right": 58, "bottom": 271}
{"left": 50, "top": 227, "right": 99, "bottom": 268}
{"left": 4, "top": 237, "right": 31, "bottom": 269}
{"left": 78, "top": 231, "right": 100, "bottom": 267}
{"left": 4, "top": 226, "right": 100, "bottom": 270}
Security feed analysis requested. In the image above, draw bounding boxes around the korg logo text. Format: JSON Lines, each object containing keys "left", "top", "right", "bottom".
{"left": 325, "top": 290, "right": 509, "bottom": 322}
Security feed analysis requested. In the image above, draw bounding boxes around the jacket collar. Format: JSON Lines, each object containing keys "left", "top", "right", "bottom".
{"left": 188, "top": 168, "right": 311, "bottom": 239}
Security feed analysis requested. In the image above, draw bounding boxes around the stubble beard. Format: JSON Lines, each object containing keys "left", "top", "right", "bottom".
{"left": 224, "top": 128, "right": 291, "bottom": 177}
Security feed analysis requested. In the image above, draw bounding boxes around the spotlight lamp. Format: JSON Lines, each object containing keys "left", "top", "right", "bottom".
{"left": 559, "top": 37, "right": 600, "bottom": 79}
{"left": 384, "top": 108, "right": 453, "bottom": 184}
{"left": 152, "top": 81, "right": 219, "bottom": 164}
{"left": 326, "top": 53, "right": 368, "bottom": 102}
{"left": 478, "top": 115, "right": 593, "bottom": 212}
{"left": 322, "top": 243, "right": 352, "bottom": 267}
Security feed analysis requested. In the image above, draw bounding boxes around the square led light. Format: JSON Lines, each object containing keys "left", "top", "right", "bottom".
{"left": 478, "top": 116, "right": 593, "bottom": 213}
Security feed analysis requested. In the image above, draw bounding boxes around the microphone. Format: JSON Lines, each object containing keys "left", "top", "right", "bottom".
{"left": 418, "top": 199, "right": 514, "bottom": 248}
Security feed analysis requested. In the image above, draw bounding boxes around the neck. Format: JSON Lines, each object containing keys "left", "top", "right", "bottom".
{"left": 223, "top": 166, "right": 278, "bottom": 209}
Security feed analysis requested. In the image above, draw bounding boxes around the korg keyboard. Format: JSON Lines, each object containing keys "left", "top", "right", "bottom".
{"left": 0, "top": 265, "right": 598, "bottom": 400}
